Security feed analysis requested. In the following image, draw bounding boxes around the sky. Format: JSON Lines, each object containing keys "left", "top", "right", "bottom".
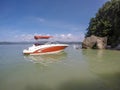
{"left": 0, "top": 0, "right": 109, "bottom": 42}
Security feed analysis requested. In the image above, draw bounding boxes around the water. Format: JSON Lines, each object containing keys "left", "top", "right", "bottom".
{"left": 0, "top": 44, "right": 120, "bottom": 90}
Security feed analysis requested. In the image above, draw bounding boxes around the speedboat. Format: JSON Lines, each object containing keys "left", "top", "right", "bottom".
{"left": 23, "top": 35, "right": 69, "bottom": 55}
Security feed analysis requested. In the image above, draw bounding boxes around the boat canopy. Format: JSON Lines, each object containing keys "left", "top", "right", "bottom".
{"left": 34, "top": 35, "right": 53, "bottom": 40}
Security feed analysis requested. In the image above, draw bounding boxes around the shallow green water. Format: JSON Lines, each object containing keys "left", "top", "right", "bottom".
{"left": 0, "top": 44, "right": 120, "bottom": 90}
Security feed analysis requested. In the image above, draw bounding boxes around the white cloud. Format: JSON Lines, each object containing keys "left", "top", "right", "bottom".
{"left": 67, "top": 33, "right": 72, "bottom": 38}
{"left": 53, "top": 33, "right": 84, "bottom": 42}
{"left": 37, "top": 17, "right": 45, "bottom": 23}
{"left": 0, "top": 17, "right": 86, "bottom": 42}
{"left": 13, "top": 33, "right": 84, "bottom": 42}
{"left": 14, "top": 34, "right": 34, "bottom": 41}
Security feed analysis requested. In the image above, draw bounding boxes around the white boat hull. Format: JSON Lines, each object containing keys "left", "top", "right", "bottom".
{"left": 23, "top": 44, "right": 68, "bottom": 55}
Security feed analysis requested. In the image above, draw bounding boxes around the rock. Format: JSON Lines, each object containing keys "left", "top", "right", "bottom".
{"left": 82, "top": 35, "right": 97, "bottom": 49}
{"left": 82, "top": 35, "right": 107, "bottom": 49}
{"left": 114, "top": 44, "right": 120, "bottom": 50}
{"left": 97, "top": 37, "right": 107, "bottom": 49}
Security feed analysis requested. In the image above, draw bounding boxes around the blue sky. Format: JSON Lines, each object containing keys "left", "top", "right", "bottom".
{"left": 0, "top": 0, "right": 108, "bottom": 42}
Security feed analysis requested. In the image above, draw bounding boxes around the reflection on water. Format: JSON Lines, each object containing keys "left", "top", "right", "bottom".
{"left": 0, "top": 45, "right": 120, "bottom": 90}
{"left": 82, "top": 49, "right": 120, "bottom": 90}
{"left": 82, "top": 49, "right": 120, "bottom": 73}
{"left": 24, "top": 51, "right": 67, "bottom": 65}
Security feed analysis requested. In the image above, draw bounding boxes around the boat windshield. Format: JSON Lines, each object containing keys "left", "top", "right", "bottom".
{"left": 45, "top": 41, "right": 59, "bottom": 44}
{"left": 34, "top": 43, "right": 41, "bottom": 46}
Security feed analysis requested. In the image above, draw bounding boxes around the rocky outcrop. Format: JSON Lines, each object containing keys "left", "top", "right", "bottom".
{"left": 82, "top": 35, "right": 107, "bottom": 49}
{"left": 82, "top": 35, "right": 97, "bottom": 49}
{"left": 96, "top": 37, "right": 107, "bottom": 49}
{"left": 113, "top": 44, "right": 120, "bottom": 50}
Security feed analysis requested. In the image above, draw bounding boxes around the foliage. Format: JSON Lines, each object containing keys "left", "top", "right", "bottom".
{"left": 86, "top": 0, "right": 120, "bottom": 47}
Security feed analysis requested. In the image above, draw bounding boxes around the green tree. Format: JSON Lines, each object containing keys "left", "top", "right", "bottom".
{"left": 86, "top": 0, "right": 120, "bottom": 47}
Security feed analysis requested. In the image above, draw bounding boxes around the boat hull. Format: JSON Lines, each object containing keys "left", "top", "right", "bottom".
{"left": 23, "top": 44, "right": 68, "bottom": 55}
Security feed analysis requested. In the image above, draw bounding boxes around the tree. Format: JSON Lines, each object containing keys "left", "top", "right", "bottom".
{"left": 86, "top": 0, "right": 120, "bottom": 47}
